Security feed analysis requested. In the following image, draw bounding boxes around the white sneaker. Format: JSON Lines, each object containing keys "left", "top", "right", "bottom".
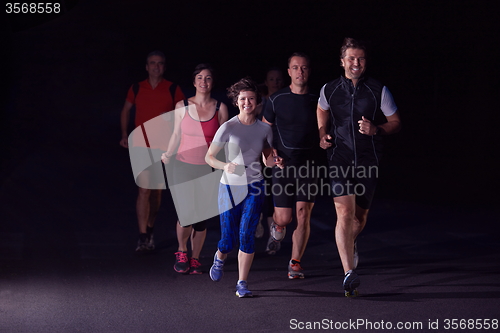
{"left": 270, "top": 221, "right": 286, "bottom": 241}
{"left": 265, "top": 236, "right": 281, "bottom": 255}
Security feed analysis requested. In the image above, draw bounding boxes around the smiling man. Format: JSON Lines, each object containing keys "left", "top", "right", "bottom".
{"left": 317, "top": 38, "right": 402, "bottom": 296}
{"left": 262, "top": 52, "right": 323, "bottom": 279}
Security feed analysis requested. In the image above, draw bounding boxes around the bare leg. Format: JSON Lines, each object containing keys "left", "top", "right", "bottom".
{"left": 136, "top": 187, "right": 151, "bottom": 234}
{"left": 273, "top": 207, "right": 293, "bottom": 227}
{"left": 216, "top": 249, "right": 228, "bottom": 261}
{"left": 238, "top": 251, "right": 255, "bottom": 281}
{"left": 147, "top": 189, "right": 162, "bottom": 228}
{"left": 291, "top": 201, "right": 314, "bottom": 261}
{"left": 176, "top": 222, "right": 191, "bottom": 252}
{"left": 190, "top": 229, "right": 207, "bottom": 259}
{"left": 334, "top": 195, "right": 369, "bottom": 273}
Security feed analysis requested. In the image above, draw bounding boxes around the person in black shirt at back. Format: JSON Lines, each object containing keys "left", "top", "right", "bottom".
{"left": 263, "top": 52, "right": 323, "bottom": 279}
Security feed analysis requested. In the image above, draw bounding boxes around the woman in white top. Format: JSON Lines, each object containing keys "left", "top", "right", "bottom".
{"left": 205, "top": 77, "right": 282, "bottom": 297}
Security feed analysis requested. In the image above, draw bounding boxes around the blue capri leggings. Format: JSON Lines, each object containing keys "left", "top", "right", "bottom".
{"left": 217, "top": 180, "right": 265, "bottom": 254}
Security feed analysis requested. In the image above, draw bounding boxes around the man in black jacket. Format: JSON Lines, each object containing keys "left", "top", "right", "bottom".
{"left": 317, "top": 38, "right": 401, "bottom": 296}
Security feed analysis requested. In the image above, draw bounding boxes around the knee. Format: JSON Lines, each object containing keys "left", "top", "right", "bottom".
{"left": 336, "top": 206, "right": 355, "bottom": 222}
{"left": 239, "top": 236, "right": 255, "bottom": 254}
{"left": 273, "top": 210, "right": 292, "bottom": 226}
{"left": 218, "top": 242, "right": 233, "bottom": 254}
{"left": 218, "top": 231, "right": 236, "bottom": 254}
{"left": 192, "top": 221, "right": 207, "bottom": 232}
{"left": 354, "top": 214, "right": 367, "bottom": 227}
{"left": 138, "top": 187, "right": 151, "bottom": 197}
{"left": 296, "top": 205, "right": 313, "bottom": 223}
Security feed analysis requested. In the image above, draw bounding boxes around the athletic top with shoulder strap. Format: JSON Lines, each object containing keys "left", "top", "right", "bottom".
{"left": 176, "top": 99, "right": 221, "bottom": 165}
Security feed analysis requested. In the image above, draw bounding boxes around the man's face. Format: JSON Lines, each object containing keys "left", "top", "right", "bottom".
{"left": 288, "top": 56, "right": 310, "bottom": 88}
{"left": 145, "top": 55, "right": 165, "bottom": 78}
{"left": 341, "top": 48, "right": 366, "bottom": 82}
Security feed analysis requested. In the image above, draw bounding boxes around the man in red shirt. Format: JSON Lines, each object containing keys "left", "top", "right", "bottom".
{"left": 120, "top": 51, "right": 184, "bottom": 252}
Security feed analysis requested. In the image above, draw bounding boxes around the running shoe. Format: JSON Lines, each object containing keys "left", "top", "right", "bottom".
{"left": 353, "top": 241, "right": 359, "bottom": 269}
{"left": 235, "top": 281, "right": 253, "bottom": 298}
{"left": 189, "top": 257, "right": 203, "bottom": 275}
{"left": 288, "top": 259, "right": 305, "bottom": 279}
{"left": 135, "top": 234, "right": 148, "bottom": 252}
{"left": 270, "top": 221, "right": 286, "bottom": 241}
{"left": 146, "top": 233, "right": 155, "bottom": 251}
{"left": 255, "top": 214, "right": 264, "bottom": 239}
{"left": 265, "top": 236, "right": 281, "bottom": 255}
{"left": 209, "top": 252, "right": 225, "bottom": 282}
{"left": 343, "top": 270, "right": 360, "bottom": 297}
{"left": 174, "top": 251, "right": 190, "bottom": 273}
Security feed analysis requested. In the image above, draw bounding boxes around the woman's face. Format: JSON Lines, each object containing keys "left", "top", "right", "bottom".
{"left": 237, "top": 90, "right": 257, "bottom": 115}
{"left": 193, "top": 69, "right": 213, "bottom": 93}
{"left": 265, "top": 70, "right": 284, "bottom": 92}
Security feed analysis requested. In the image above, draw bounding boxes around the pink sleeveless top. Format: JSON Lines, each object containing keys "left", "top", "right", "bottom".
{"left": 176, "top": 100, "right": 220, "bottom": 165}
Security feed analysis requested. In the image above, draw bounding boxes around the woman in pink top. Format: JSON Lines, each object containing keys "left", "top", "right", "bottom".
{"left": 162, "top": 64, "right": 228, "bottom": 274}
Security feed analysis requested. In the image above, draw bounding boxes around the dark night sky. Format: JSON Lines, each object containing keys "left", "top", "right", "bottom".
{"left": 2, "top": 0, "right": 499, "bottom": 207}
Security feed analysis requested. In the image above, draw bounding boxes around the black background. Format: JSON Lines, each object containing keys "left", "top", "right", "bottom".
{"left": 1, "top": 2, "right": 499, "bottom": 331}
{"left": 2, "top": 1, "right": 499, "bottom": 209}
{"left": 2, "top": 0, "right": 498, "bottom": 216}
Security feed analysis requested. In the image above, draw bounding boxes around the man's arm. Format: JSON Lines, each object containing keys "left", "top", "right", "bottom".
{"left": 358, "top": 111, "right": 402, "bottom": 136}
{"left": 317, "top": 105, "right": 332, "bottom": 149}
{"left": 262, "top": 116, "right": 273, "bottom": 126}
{"left": 120, "top": 100, "right": 134, "bottom": 148}
{"left": 377, "top": 111, "right": 401, "bottom": 135}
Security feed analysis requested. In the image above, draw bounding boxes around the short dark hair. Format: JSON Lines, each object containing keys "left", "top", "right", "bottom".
{"left": 340, "top": 38, "right": 367, "bottom": 59}
{"left": 146, "top": 50, "right": 166, "bottom": 63}
{"left": 227, "top": 77, "right": 262, "bottom": 107}
{"left": 192, "top": 63, "right": 215, "bottom": 83}
{"left": 287, "top": 52, "right": 311, "bottom": 67}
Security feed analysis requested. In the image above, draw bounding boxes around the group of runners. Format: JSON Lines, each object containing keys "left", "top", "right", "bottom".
{"left": 120, "top": 37, "right": 402, "bottom": 298}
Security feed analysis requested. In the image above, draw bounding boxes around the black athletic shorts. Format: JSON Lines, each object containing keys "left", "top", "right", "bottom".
{"left": 271, "top": 164, "right": 318, "bottom": 208}
{"left": 328, "top": 159, "right": 379, "bottom": 210}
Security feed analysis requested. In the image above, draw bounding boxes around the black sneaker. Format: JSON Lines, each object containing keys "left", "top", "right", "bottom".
{"left": 135, "top": 234, "right": 148, "bottom": 252}
{"left": 174, "top": 251, "right": 189, "bottom": 273}
{"left": 343, "top": 270, "right": 360, "bottom": 297}
{"left": 189, "top": 257, "right": 203, "bottom": 275}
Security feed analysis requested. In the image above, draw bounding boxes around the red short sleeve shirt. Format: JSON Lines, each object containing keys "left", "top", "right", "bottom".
{"left": 126, "top": 79, "right": 184, "bottom": 127}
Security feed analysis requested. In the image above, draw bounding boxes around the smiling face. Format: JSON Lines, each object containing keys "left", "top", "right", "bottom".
{"left": 237, "top": 90, "right": 257, "bottom": 115}
{"left": 145, "top": 55, "right": 165, "bottom": 79}
{"left": 341, "top": 48, "right": 366, "bottom": 84}
{"left": 193, "top": 69, "right": 213, "bottom": 93}
{"left": 287, "top": 56, "right": 310, "bottom": 88}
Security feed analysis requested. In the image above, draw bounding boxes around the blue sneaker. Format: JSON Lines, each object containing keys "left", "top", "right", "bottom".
{"left": 209, "top": 252, "right": 225, "bottom": 282}
{"left": 235, "top": 281, "right": 253, "bottom": 298}
{"left": 343, "top": 270, "right": 360, "bottom": 297}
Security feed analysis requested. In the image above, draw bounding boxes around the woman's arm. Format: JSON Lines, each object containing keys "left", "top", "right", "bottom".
{"left": 206, "top": 142, "right": 238, "bottom": 174}
{"left": 161, "top": 101, "right": 185, "bottom": 164}
{"left": 218, "top": 102, "right": 229, "bottom": 125}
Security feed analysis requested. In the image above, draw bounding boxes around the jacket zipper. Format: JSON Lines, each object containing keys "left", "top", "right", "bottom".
{"left": 350, "top": 82, "right": 358, "bottom": 168}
